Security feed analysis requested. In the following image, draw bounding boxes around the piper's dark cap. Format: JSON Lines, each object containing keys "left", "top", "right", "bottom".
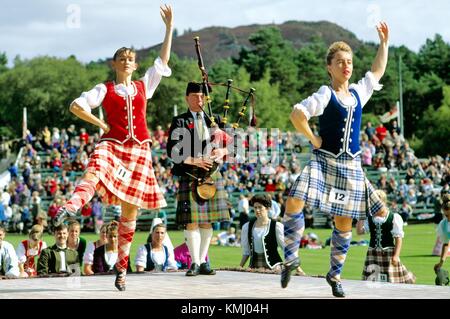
{"left": 186, "top": 82, "right": 212, "bottom": 96}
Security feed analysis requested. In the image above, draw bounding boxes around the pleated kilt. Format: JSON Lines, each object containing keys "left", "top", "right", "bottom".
{"left": 362, "top": 247, "right": 416, "bottom": 284}
{"left": 176, "top": 171, "right": 229, "bottom": 225}
{"left": 289, "top": 150, "right": 383, "bottom": 220}
{"left": 85, "top": 140, "right": 167, "bottom": 210}
{"left": 252, "top": 253, "right": 269, "bottom": 269}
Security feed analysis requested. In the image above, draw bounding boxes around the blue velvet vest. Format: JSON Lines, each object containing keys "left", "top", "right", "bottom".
{"left": 318, "top": 88, "right": 362, "bottom": 157}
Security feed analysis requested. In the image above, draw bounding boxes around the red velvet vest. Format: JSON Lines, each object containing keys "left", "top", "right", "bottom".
{"left": 100, "top": 81, "right": 151, "bottom": 144}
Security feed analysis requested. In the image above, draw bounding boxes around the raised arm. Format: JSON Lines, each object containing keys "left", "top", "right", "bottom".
{"left": 371, "top": 22, "right": 389, "bottom": 82}
{"left": 159, "top": 4, "right": 173, "bottom": 66}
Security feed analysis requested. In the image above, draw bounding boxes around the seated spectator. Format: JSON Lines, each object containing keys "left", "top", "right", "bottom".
{"left": 67, "top": 219, "right": 87, "bottom": 266}
{"left": 16, "top": 224, "right": 47, "bottom": 277}
{"left": 135, "top": 223, "right": 177, "bottom": 272}
{"left": 399, "top": 200, "right": 413, "bottom": 225}
{"left": 83, "top": 223, "right": 108, "bottom": 275}
{"left": 80, "top": 203, "right": 93, "bottom": 231}
{"left": 357, "top": 190, "right": 415, "bottom": 284}
{"left": 240, "top": 194, "right": 284, "bottom": 270}
{"left": 35, "top": 211, "right": 49, "bottom": 232}
{"left": 212, "top": 226, "right": 238, "bottom": 246}
{"left": 0, "top": 225, "right": 20, "bottom": 278}
{"left": 305, "top": 233, "right": 323, "bottom": 250}
{"left": 174, "top": 242, "right": 209, "bottom": 270}
{"left": 37, "top": 223, "right": 79, "bottom": 275}
{"left": 92, "top": 221, "right": 126, "bottom": 274}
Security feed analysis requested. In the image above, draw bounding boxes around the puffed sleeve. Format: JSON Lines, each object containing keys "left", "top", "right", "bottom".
{"left": 16, "top": 242, "right": 26, "bottom": 264}
{"left": 350, "top": 71, "right": 383, "bottom": 107}
{"left": 141, "top": 56, "right": 172, "bottom": 99}
{"left": 72, "top": 83, "right": 107, "bottom": 113}
{"left": 275, "top": 222, "right": 285, "bottom": 250}
{"left": 292, "top": 85, "right": 331, "bottom": 120}
{"left": 134, "top": 245, "right": 148, "bottom": 268}
{"left": 391, "top": 213, "right": 405, "bottom": 238}
{"left": 240, "top": 222, "right": 250, "bottom": 256}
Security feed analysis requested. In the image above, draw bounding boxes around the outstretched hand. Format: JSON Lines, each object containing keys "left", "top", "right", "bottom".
{"left": 160, "top": 4, "right": 173, "bottom": 28}
{"left": 376, "top": 21, "right": 389, "bottom": 45}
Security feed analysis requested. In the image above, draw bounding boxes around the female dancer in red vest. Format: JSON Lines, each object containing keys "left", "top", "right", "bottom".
{"left": 54, "top": 4, "right": 173, "bottom": 291}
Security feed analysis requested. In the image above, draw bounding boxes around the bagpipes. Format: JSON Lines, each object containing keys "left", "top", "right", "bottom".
{"left": 189, "top": 36, "right": 257, "bottom": 200}
{"left": 193, "top": 36, "right": 257, "bottom": 131}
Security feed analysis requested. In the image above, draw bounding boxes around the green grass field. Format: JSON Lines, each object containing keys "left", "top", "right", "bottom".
{"left": 4, "top": 223, "right": 442, "bottom": 285}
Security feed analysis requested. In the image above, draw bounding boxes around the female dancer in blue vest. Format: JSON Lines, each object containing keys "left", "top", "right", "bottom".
{"left": 281, "top": 22, "right": 389, "bottom": 297}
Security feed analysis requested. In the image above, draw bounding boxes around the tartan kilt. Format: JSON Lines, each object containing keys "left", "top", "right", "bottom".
{"left": 176, "top": 171, "right": 229, "bottom": 225}
{"left": 85, "top": 140, "right": 166, "bottom": 210}
{"left": 289, "top": 150, "right": 383, "bottom": 220}
{"left": 252, "top": 253, "right": 270, "bottom": 269}
{"left": 362, "top": 247, "right": 416, "bottom": 284}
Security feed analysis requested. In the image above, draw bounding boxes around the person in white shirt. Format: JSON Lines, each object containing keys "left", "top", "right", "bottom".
{"left": 240, "top": 194, "right": 284, "bottom": 270}
{"left": 53, "top": 5, "right": 174, "bottom": 291}
{"left": 135, "top": 223, "right": 177, "bottom": 272}
{"left": 0, "top": 226, "right": 20, "bottom": 278}
{"left": 238, "top": 193, "right": 250, "bottom": 230}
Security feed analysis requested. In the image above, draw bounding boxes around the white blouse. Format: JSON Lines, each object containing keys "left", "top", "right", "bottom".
{"left": 241, "top": 221, "right": 284, "bottom": 256}
{"left": 293, "top": 71, "right": 382, "bottom": 121}
{"left": 134, "top": 244, "right": 178, "bottom": 271}
{"left": 73, "top": 56, "right": 172, "bottom": 113}
{"left": 362, "top": 212, "right": 405, "bottom": 238}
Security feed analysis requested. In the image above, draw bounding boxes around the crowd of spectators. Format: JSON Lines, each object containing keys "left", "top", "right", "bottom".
{"left": 0, "top": 118, "right": 449, "bottom": 236}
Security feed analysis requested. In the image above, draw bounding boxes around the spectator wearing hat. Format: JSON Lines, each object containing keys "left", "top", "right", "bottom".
{"left": 135, "top": 222, "right": 177, "bottom": 272}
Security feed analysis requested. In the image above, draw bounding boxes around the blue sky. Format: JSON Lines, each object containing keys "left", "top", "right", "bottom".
{"left": 1, "top": 0, "right": 449, "bottom": 66}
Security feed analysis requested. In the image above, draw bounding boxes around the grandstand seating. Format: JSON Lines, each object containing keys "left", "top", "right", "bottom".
{"left": 20, "top": 150, "right": 437, "bottom": 231}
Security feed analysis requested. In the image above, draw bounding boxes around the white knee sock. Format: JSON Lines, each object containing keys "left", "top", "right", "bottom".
{"left": 184, "top": 229, "right": 201, "bottom": 266}
{"left": 199, "top": 227, "right": 213, "bottom": 264}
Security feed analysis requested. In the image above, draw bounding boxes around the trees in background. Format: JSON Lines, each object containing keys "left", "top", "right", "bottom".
{"left": 0, "top": 30, "right": 448, "bottom": 156}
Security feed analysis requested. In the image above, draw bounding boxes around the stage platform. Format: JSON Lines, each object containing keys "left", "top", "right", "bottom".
{"left": 0, "top": 271, "right": 448, "bottom": 299}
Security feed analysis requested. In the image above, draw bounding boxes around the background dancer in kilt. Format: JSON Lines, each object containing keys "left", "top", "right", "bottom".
{"left": 281, "top": 22, "right": 389, "bottom": 297}
{"left": 167, "top": 82, "right": 230, "bottom": 277}
{"left": 54, "top": 4, "right": 174, "bottom": 291}
{"left": 357, "top": 190, "right": 415, "bottom": 284}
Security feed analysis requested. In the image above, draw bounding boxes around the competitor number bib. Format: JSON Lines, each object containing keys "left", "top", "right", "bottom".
{"left": 329, "top": 188, "right": 350, "bottom": 205}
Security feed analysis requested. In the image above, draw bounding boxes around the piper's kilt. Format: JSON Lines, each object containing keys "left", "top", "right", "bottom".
{"left": 176, "top": 171, "right": 229, "bottom": 225}
{"left": 86, "top": 140, "right": 167, "bottom": 210}
{"left": 289, "top": 150, "right": 383, "bottom": 220}
{"left": 362, "top": 247, "right": 416, "bottom": 284}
